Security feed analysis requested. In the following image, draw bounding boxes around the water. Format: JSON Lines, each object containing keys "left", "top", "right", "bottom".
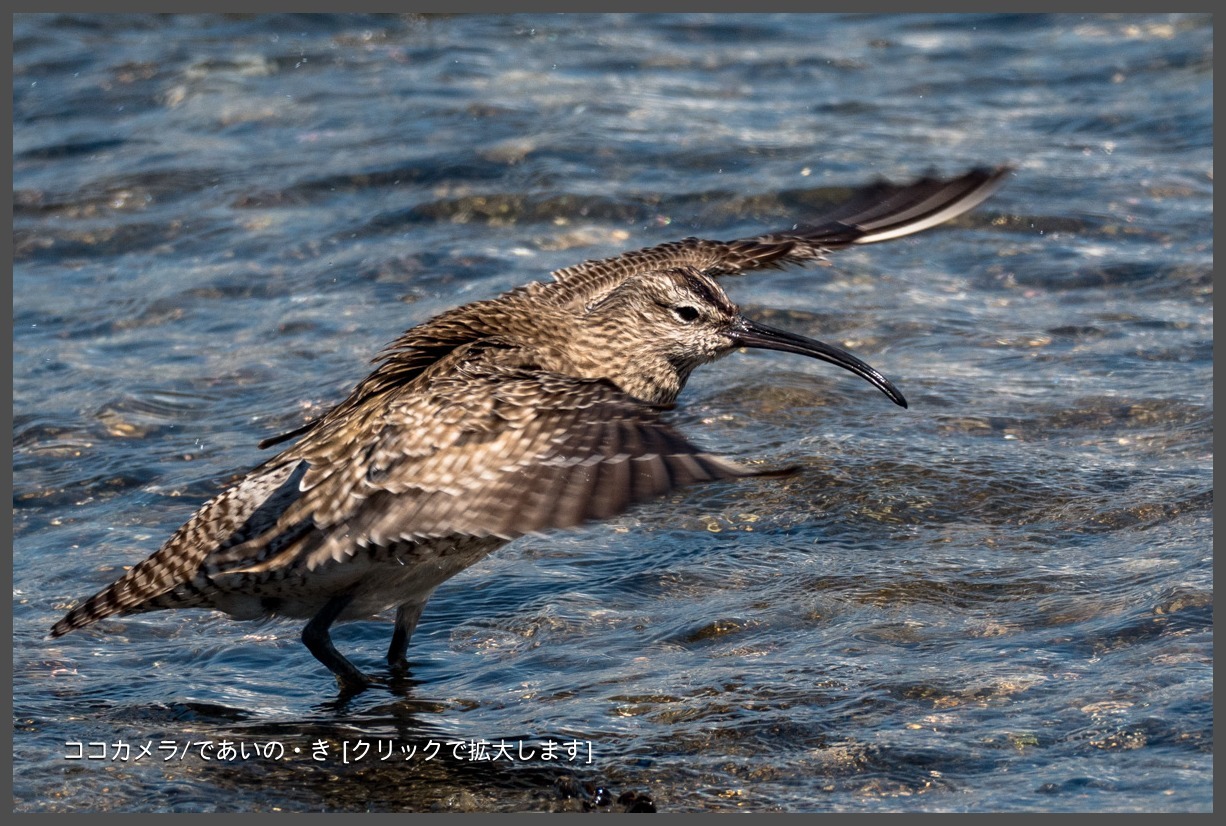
{"left": 12, "top": 13, "right": 1211, "bottom": 812}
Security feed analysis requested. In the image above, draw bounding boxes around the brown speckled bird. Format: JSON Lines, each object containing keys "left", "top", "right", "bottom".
{"left": 50, "top": 167, "right": 1009, "bottom": 691}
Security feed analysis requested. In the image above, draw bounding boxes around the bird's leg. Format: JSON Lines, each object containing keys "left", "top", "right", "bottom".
{"left": 387, "top": 600, "right": 428, "bottom": 672}
{"left": 302, "top": 595, "right": 370, "bottom": 692}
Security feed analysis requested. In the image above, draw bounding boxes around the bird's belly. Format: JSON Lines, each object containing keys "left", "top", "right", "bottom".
{"left": 204, "top": 535, "right": 506, "bottom": 622}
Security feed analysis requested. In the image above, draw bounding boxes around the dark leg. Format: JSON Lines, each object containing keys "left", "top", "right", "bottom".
{"left": 387, "top": 601, "right": 428, "bottom": 671}
{"left": 302, "top": 595, "right": 370, "bottom": 692}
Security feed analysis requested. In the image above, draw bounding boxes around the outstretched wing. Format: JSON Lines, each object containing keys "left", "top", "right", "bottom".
{"left": 210, "top": 360, "right": 786, "bottom": 576}
{"left": 545, "top": 166, "right": 1010, "bottom": 306}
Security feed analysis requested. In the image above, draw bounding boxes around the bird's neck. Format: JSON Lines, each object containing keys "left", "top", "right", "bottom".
{"left": 529, "top": 329, "right": 688, "bottom": 407}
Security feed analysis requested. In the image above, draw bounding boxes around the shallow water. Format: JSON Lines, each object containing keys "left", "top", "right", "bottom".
{"left": 12, "top": 13, "right": 1211, "bottom": 812}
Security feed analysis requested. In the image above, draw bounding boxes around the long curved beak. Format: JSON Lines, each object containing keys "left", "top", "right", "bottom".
{"left": 730, "top": 318, "right": 908, "bottom": 408}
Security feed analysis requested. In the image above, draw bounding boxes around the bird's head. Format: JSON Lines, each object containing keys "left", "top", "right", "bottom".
{"left": 574, "top": 267, "right": 907, "bottom": 409}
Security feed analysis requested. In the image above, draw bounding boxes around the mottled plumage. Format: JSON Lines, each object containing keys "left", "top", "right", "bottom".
{"left": 51, "top": 167, "right": 1009, "bottom": 691}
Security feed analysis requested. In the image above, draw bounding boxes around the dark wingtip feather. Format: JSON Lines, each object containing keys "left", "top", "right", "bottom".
{"left": 746, "top": 464, "right": 801, "bottom": 479}
{"left": 258, "top": 419, "right": 317, "bottom": 450}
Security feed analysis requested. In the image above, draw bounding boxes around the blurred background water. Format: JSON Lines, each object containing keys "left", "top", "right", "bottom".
{"left": 11, "top": 13, "right": 1211, "bottom": 812}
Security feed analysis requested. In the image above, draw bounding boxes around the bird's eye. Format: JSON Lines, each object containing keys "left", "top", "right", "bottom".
{"left": 674, "top": 305, "right": 700, "bottom": 323}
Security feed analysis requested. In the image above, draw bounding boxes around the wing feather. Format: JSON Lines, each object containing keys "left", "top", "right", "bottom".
{"left": 546, "top": 167, "right": 1010, "bottom": 306}
{"left": 261, "top": 365, "right": 777, "bottom": 569}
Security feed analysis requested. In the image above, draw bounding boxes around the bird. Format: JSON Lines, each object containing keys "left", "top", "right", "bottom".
{"left": 50, "top": 166, "right": 1010, "bottom": 692}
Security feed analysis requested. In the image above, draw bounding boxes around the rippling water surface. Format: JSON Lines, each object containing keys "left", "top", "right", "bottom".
{"left": 12, "top": 13, "right": 1211, "bottom": 812}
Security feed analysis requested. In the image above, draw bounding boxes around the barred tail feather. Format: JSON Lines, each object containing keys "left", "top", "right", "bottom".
{"left": 49, "top": 549, "right": 204, "bottom": 638}
{"left": 50, "top": 459, "right": 308, "bottom": 638}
